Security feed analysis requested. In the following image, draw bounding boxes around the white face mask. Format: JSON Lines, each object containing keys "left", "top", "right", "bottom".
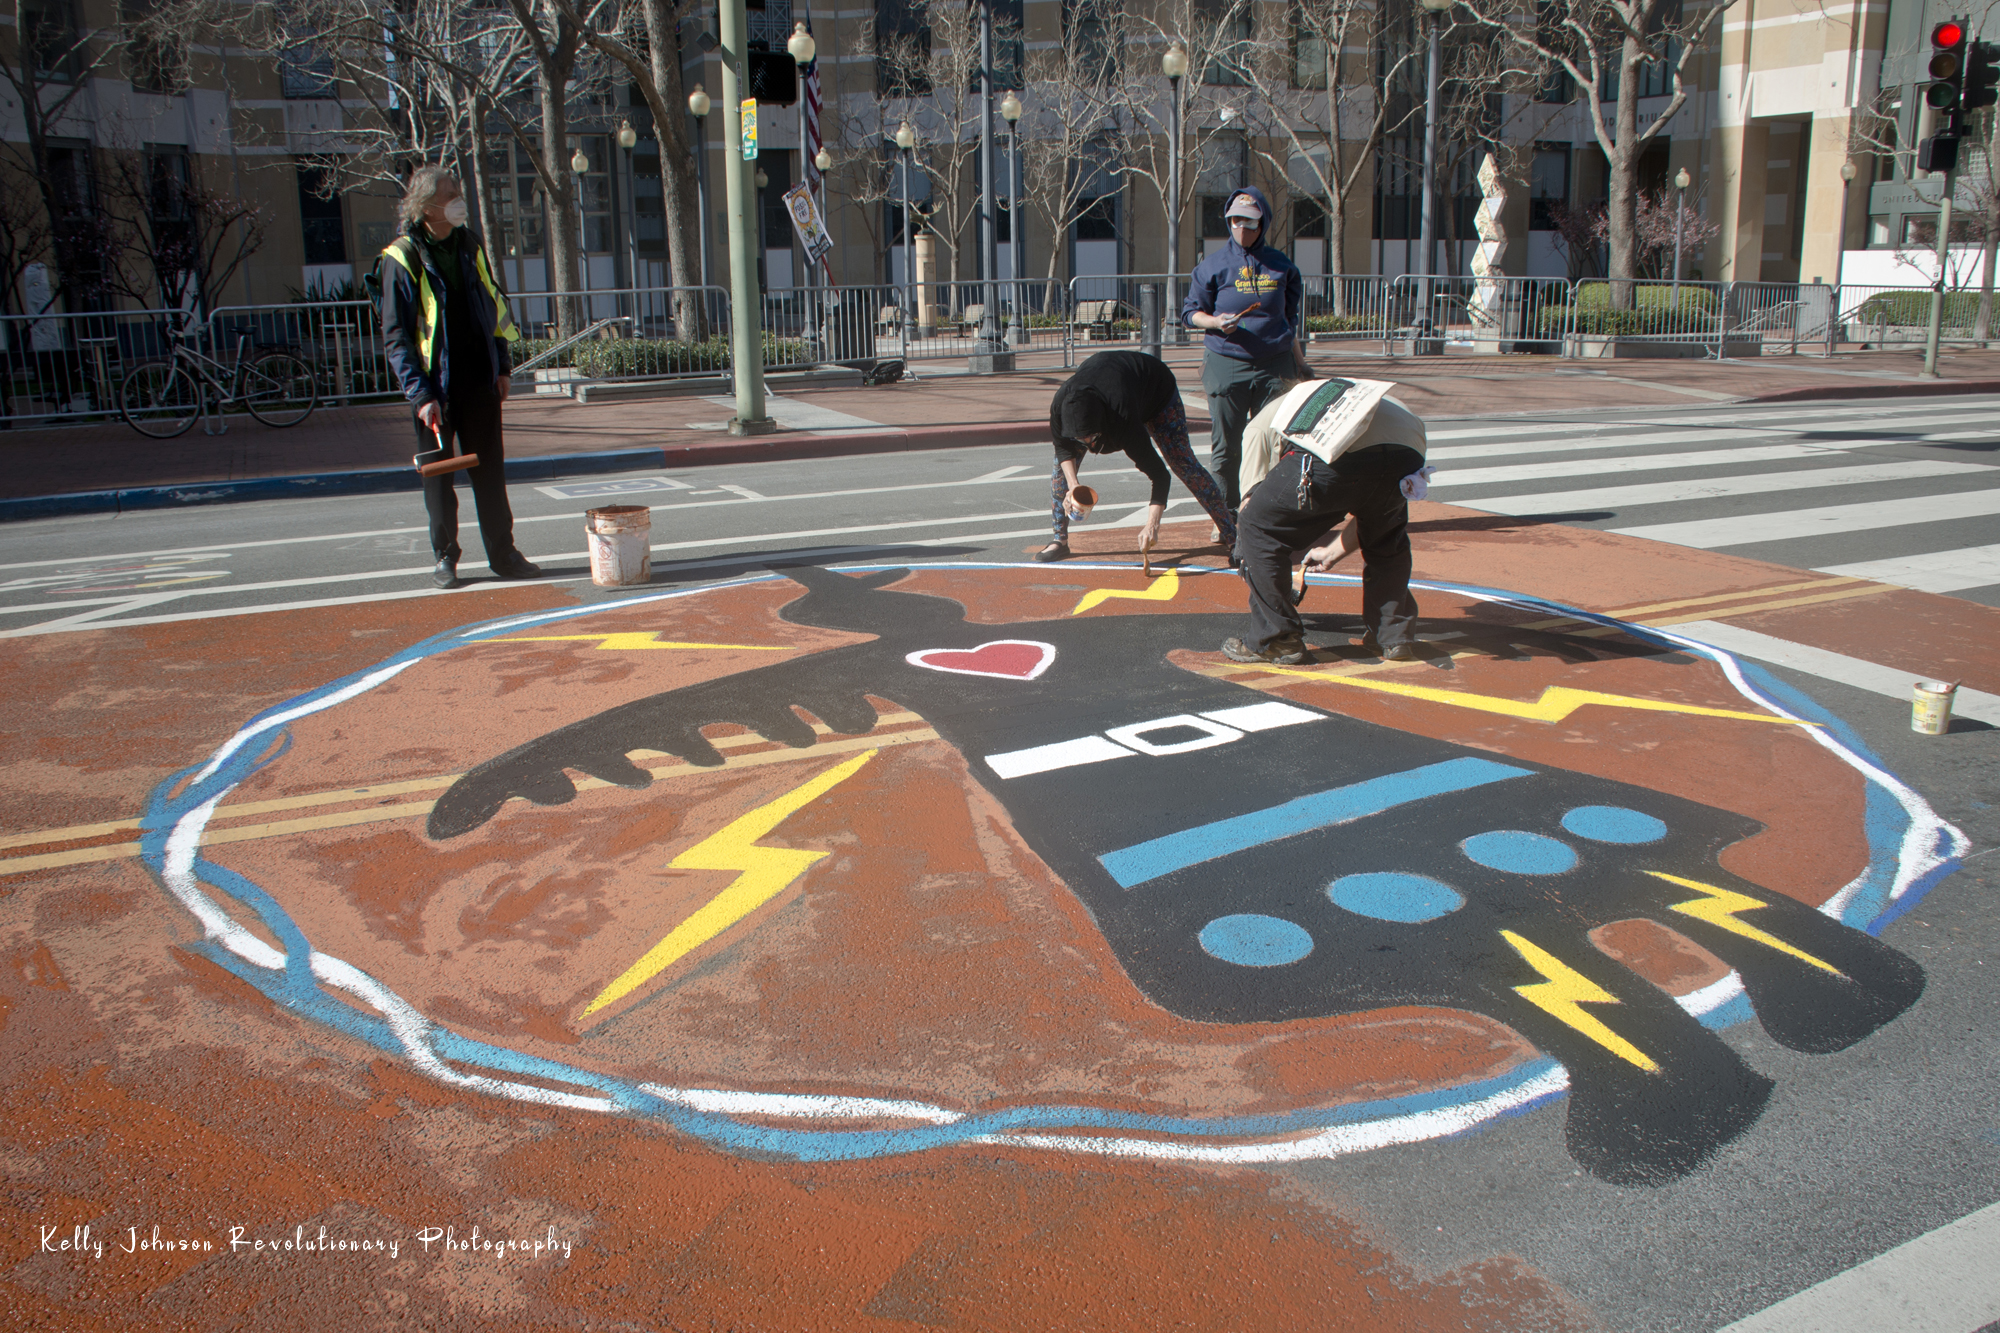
{"left": 441, "top": 197, "right": 469, "bottom": 226}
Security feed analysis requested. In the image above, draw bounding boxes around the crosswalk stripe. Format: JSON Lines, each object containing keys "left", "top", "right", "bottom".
{"left": 1429, "top": 419, "right": 1998, "bottom": 464}
{"left": 1609, "top": 487, "right": 2000, "bottom": 549}
{"left": 1454, "top": 460, "right": 1991, "bottom": 515}
{"left": 1424, "top": 402, "right": 2000, "bottom": 442}
{"left": 1815, "top": 543, "right": 2000, "bottom": 593}
{"left": 1435, "top": 444, "right": 1843, "bottom": 487}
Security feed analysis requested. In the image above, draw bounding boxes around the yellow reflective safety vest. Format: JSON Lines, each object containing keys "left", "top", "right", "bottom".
{"left": 378, "top": 230, "right": 518, "bottom": 384}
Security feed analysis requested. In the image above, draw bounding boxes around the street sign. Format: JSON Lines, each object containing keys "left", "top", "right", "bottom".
{"left": 741, "top": 98, "right": 758, "bottom": 160}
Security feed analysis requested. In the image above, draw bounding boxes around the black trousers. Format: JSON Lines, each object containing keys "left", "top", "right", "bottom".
{"left": 417, "top": 390, "right": 516, "bottom": 565}
{"left": 1201, "top": 346, "right": 1296, "bottom": 512}
{"left": 1235, "top": 443, "right": 1424, "bottom": 652}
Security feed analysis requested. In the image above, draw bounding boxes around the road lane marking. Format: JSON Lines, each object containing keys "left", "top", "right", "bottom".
{"left": 1716, "top": 1199, "right": 2000, "bottom": 1333}
{"left": 1455, "top": 460, "right": 1991, "bottom": 515}
{"left": 1816, "top": 542, "right": 2000, "bottom": 593}
{"left": 1670, "top": 621, "right": 2000, "bottom": 726}
{"left": 1610, "top": 487, "right": 2000, "bottom": 549}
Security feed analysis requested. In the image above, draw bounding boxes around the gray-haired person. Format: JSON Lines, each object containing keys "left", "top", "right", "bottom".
{"left": 379, "top": 166, "right": 540, "bottom": 589}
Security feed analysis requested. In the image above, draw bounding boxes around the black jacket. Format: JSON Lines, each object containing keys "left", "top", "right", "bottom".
{"left": 1048, "top": 351, "right": 1185, "bottom": 505}
{"left": 378, "top": 223, "right": 515, "bottom": 408}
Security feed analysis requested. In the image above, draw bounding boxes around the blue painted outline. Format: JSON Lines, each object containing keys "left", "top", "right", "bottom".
{"left": 134, "top": 561, "right": 1966, "bottom": 1163}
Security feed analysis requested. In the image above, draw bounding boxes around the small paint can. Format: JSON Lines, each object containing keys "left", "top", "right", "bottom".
{"left": 1066, "top": 485, "right": 1098, "bottom": 520}
{"left": 585, "top": 505, "right": 653, "bottom": 587}
{"left": 1911, "top": 679, "right": 1957, "bottom": 735}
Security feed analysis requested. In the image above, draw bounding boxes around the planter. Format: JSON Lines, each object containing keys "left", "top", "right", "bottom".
{"left": 1564, "top": 334, "right": 1762, "bottom": 359}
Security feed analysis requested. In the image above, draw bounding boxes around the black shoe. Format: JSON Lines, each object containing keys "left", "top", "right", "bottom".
{"left": 490, "top": 551, "right": 542, "bottom": 580}
{"left": 432, "top": 557, "right": 458, "bottom": 589}
{"left": 1033, "top": 541, "right": 1069, "bottom": 563}
{"left": 1220, "top": 635, "right": 1311, "bottom": 666}
{"left": 1380, "top": 642, "right": 1422, "bottom": 662}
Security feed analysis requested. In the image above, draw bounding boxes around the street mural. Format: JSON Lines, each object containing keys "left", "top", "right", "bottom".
{"left": 140, "top": 562, "right": 1965, "bottom": 1186}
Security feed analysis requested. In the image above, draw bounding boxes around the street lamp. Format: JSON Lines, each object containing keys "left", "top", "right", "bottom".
{"left": 788, "top": 22, "right": 817, "bottom": 307}
{"left": 1000, "top": 89, "right": 1024, "bottom": 345}
{"left": 688, "top": 83, "right": 711, "bottom": 289}
{"left": 971, "top": 0, "right": 1010, "bottom": 370}
{"left": 895, "top": 120, "right": 916, "bottom": 332}
{"left": 1162, "top": 44, "right": 1187, "bottom": 343}
{"left": 1414, "top": 0, "right": 1450, "bottom": 352}
{"left": 815, "top": 147, "right": 832, "bottom": 173}
{"left": 1671, "top": 166, "right": 1690, "bottom": 309}
{"left": 618, "top": 119, "right": 638, "bottom": 322}
{"left": 572, "top": 142, "right": 592, "bottom": 324}
{"left": 1834, "top": 159, "right": 1857, "bottom": 291}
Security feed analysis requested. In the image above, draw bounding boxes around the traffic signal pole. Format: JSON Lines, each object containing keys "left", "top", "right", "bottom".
{"left": 1922, "top": 165, "right": 1955, "bottom": 378}
{"left": 719, "top": 0, "right": 773, "bottom": 434}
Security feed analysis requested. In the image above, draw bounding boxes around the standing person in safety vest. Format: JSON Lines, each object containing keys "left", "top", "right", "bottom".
{"left": 1181, "top": 185, "right": 1304, "bottom": 530}
{"left": 380, "top": 166, "right": 540, "bottom": 589}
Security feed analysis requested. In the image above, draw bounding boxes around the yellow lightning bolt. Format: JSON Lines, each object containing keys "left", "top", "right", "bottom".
{"left": 1649, "top": 871, "right": 1844, "bottom": 976}
{"left": 1072, "top": 567, "right": 1180, "bottom": 615}
{"left": 581, "top": 750, "right": 877, "bottom": 1016}
{"left": 499, "top": 632, "right": 788, "bottom": 651}
{"left": 1253, "top": 668, "right": 1817, "bottom": 728}
{"left": 1500, "top": 930, "right": 1659, "bottom": 1071}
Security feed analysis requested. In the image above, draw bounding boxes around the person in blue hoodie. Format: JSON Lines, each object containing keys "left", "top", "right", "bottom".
{"left": 1181, "top": 185, "right": 1304, "bottom": 524}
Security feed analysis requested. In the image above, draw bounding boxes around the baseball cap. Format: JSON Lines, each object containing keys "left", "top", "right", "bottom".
{"left": 1224, "top": 195, "right": 1262, "bottom": 222}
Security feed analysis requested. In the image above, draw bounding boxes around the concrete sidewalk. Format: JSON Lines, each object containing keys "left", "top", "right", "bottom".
{"left": 3, "top": 342, "right": 1998, "bottom": 520}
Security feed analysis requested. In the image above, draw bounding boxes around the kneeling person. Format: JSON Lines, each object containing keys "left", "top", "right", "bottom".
{"left": 1225, "top": 378, "right": 1427, "bottom": 664}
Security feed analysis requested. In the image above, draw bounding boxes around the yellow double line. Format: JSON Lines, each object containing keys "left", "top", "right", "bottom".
{"left": 0, "top": 715, "right": 939, "bottom": 879}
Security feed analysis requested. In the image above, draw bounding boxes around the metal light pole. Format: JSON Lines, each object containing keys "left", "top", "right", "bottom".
{"left": 1163, "top": 43, "right": 1187, "bottom": 343}
{"left": 789, "top": 22, "right": 817, "bottom": 308}
{"left": 1000, "top": 89, "right": 1024, "bottom": 345}
{"left": 618, "top": 118, "right": 638, "bottom": 326}
{"left": 688, "top": 84, "right": 710, "bottom": 289}
{"left": 1671, "top": 166, "right": 1689, "bottom": 309}
{"left": 896, "top": 120, "right": 916, "bottom": 330}
{"left": 1833, "top": 159, "right": 1857, "bottom": 291}
{"left": 1414, "top": 0, "right": 1450, "bottom": 354}
{"left": 971, "top": 0, "right": 1011, "bottom": 370}
{"left": 718, "top": 0, "right": 771, "bottom": 433}
{"left": 571, "top": 143, "right": 592, "bottom": 326}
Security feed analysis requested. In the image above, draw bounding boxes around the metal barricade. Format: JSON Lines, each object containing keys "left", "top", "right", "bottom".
{"left": 757, "top": 282, "right": 908, "bottom": 369}
{"left": 0, "top": 307, "right": 186, "bottom": 426}
{"left": 1562, "top": 278, "right": 1726, "bottom": 358}
{"left": 1299, "top": 275, "right": 1399, "bottom": 354}
{"left": 889, "top": 277, "right": 1046, "bottom": 364}
{"left": 1062, "top": 273, "right": 1184, "bottom": 367}
{"left": 1390, "top": 275, "right": 1575, "bottom": 355}
{"left": 503, "top": 285, "right": 733, "bottom": 388}
{"left": 1829, "top": 282, "right": 1986, "bottom": 351}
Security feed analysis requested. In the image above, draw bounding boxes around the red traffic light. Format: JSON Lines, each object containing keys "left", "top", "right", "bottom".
{"left": 1933, "top": 20, "right": 1965, "bottom": 48}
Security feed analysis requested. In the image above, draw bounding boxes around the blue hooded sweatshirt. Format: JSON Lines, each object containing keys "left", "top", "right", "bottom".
{"left": 1180, "top": 185, "right": 1302, "bottom": 363}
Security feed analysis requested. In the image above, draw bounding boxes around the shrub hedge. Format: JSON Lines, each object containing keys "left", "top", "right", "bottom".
{"left": 511, "top": 335, "right": 811, "bottom": 377}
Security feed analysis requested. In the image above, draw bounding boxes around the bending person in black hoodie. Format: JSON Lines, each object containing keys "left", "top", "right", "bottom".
{"left": 1037, "top": 350, "right": 1236, "bottom": 563}
{"left": 1181, "top": 185, "right": 1304, "bottom": 524}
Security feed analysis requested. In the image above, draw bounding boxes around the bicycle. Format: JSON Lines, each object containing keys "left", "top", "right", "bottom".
{"left": 119, "top": 321, "right": 319, "bottom": 439}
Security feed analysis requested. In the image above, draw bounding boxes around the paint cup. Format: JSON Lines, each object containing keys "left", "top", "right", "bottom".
{"left": 1065, "top": 485, "right": 1097, "bottom": 521}
{"left": 1911, "top": 680, "right": 1957, "bottom": 735}
{"left": 585, "top": 505, "right": 653, "bottom": 587}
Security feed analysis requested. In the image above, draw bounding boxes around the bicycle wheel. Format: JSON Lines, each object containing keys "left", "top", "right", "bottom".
{"left": 119, "top": 361, "right": 201, "bottom": 438}
{"left": 241, "top": 352, "right": 318, "bottom": 427}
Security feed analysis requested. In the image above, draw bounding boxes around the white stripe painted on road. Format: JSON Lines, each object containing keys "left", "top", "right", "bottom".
{"left": 1455, "top": 460, "right": 1990, "bottom": 515}
{"left": 1428, "top": 419, "right": 1999, "bottom": 464}
{"left": 1716, "top": 1199, "right": 2000, "bottom": 1333}
{"left": 1435, "top": 444, "right": 1875, "bottom": 488}
{"left": 1671, "top": 621, "right": 2000, "bottom": 726}
{"left": 1816, "top": 543, "right": 2000, "bottom": 594}
{"left": 1423, "top": 402, "right": 2000, "bottom": 442}
{"left": 1609, "top": 487, "right": 2000, "bottom": 549}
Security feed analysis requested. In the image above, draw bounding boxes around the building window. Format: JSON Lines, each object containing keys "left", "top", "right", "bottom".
{"left": 1293, "top": 197, "right": 1327, "bottom": 240}
{"left": 281, "top": 44, "right": 338, "bottom": 99}
{"left": 875, "top": 0, "right": 932, "bottom": 95}
{"left": 1529, "top": 145, "right": 1568, "bottom": 230}
{"left": 1197, "top": 0, "right": 1253, "bottom": 87}
{"left": 632, "top": 136, "right": 664, "bottom": 255}
{"left": 22, "top": 0, "right": 80, "bottom": 81}
{"left": 1065, "top": 0, "right": 1120, "bottom": 87}
{"left": 1291, "top": 0, "right": 1329, "bottom": 89}
{"left": 296, "top": 162, "right": 347, "bottom": 265}
{"left": 487, "top": 141, "right": 545, "bottom": 259}
{"left": 574, "top": 135, "right": 613, "bottom": 253}
{"left": 1075, "top": 196, "right": 1117, "bottom": 241}
{"left": 123, "top": 0, "right": 187, "bottom": 93}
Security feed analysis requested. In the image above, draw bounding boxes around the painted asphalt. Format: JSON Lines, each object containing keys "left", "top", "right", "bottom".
{"left": 2, "top": 407, "right": 1996, "bottom": 1332}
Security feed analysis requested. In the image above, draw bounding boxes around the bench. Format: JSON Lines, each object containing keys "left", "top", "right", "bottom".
{"left": 876, "top": 305, "right": 902, "bottom": 337}
{"left": 1073, "top": 299, "right": 1125, "bottom": 340}
{"left": 956, "top": 303, "right": 986, "bottom": 336}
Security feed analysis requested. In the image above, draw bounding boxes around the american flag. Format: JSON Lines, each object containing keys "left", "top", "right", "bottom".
{"left": 800, "top": 24, "right": 823, "bottom": 205}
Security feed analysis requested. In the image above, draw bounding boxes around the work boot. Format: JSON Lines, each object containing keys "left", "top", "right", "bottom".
{"left": 490, "top": 551, "right": 542, "bottom": 580}
{"left": 432, "top": 557, "right": 458, "bottom": 589}
{"left": 1220, "top": 635, "right": 1311, "bottom": 666}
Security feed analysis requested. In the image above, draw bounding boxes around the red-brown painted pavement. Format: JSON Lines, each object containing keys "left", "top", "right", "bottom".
{"left": 4, "top": 467, "right": 1995, "bottom": 1331}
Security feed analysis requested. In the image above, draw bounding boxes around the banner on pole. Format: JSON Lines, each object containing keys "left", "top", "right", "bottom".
{"left": 740, "top": 98, "right": 758, "bottom": 160}
{"left": 782, "top": 182, "right": 834, "bottom": 269}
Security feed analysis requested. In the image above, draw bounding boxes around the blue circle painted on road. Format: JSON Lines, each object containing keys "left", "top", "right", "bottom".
{"left": 1327, "top": 872, "right": 1466, "bottom": 923}
{"left": 1561, "top": 805, "right": 1669, "bottom": 845}
{"left": 1198, "top": 914, "right": 1314, "bottom": 967}
{"left": 1461, "top": 831, "right": 1579, "bottom": 875}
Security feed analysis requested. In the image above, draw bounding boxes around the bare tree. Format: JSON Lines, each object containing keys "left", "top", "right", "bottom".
{"left": 97, "top": 149, "right": 266, "bottom": 313}
{"left": 1012, "top": 7, "right": 1134, "bottom": 308}
{"left": 1456, "top": 0, "right": 1737, "bottom": 306}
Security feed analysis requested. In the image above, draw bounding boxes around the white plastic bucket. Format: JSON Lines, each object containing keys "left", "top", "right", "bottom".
{"left": 1911, "top": 680, "right": 1956, "bottom": 735}
{"left": 1065, "top": 484, "right": 1098, "bottom": 520}
{"left": 585, "top": 505, "right": 653, "bottom": 587}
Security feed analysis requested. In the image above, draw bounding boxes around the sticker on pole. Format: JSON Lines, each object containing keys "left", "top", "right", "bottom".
{"left": 783, "top": 182, "right": 834, "bottom": 268}
{"left": 741, "top": 98, "right": 758, "bottom": 160}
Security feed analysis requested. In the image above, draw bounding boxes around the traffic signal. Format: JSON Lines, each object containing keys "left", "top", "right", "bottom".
{"left": 1918, "top": 133, "right": 1961, "bottom": 172}
{"left": 1966, "top": 39, "right": 1999, "bottom": 110}
{"left": 747, "top": 50, "right": 798, "bottom": 105}
{"left": 1927, "top": 19, "right": 1967, "bottom": 113}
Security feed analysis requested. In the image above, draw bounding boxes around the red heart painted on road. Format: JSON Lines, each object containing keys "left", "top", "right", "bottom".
{"left": 905, "top": 640, "right": 1055, "bottom": 681}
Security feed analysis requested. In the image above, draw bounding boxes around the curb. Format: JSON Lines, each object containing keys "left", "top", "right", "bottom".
{"left": 1744, "top": 377, "right": 2000, "bottom": 405}
{"left": 0, "top": 421, "right": 1056, "bottom": 523}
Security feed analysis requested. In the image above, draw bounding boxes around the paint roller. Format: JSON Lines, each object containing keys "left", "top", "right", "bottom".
{"left": 414, "top": 417, "right": 480, "bottom": 477}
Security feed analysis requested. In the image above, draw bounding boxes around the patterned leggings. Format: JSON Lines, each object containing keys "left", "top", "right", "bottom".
{"left": 1049, "top": 394, "right": 1238, "bottom": 544}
